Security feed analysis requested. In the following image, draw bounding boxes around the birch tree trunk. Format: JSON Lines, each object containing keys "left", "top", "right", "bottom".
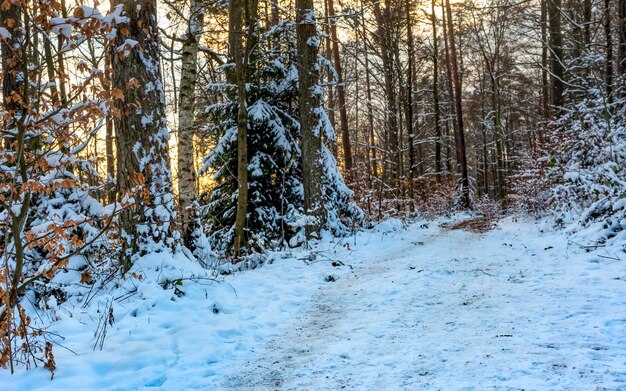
{"left": 178, "top": 0, "right": 205, "bottom": 250}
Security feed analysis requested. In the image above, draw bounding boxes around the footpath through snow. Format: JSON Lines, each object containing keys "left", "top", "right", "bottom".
{"left": 2, "top": 215, "right": 626, "bottom": 390}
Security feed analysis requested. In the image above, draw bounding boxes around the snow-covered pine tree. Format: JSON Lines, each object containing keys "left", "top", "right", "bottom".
{"left": 549, "top": 41, "right": 626, "bottom": 242}
{"left": 201, "top": 15, "right": 361, "bottom": 256}
{"left": 549, "top": 9, "right": 626, "bottom": 245}
{"left": 202, "top": 20, "right": 304, "bottom": 254}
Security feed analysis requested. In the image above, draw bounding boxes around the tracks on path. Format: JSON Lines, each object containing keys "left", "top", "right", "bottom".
{"left": 220, "top": 219, "right": 626, "bottom": 390}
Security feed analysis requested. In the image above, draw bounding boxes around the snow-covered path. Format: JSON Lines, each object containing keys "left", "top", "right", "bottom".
{"left": 3, "top": 216, "right": 626, "bottom": 390}
{"left": 221, "top": 218, "right": 626, "bottom": 390}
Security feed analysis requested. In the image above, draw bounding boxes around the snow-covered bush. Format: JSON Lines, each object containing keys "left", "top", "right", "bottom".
{"left": 548, "top": 52, "right": 626, "bottom": 242}
{"left": 0, "top": 2, "right": 127, "bottom": 374}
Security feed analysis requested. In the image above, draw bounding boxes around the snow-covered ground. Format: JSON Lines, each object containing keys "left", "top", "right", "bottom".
{"left": 2, "top": 215, "right": 626, "bottom": 390}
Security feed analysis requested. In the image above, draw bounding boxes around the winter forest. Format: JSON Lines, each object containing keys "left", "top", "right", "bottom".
{"left": 1, "top": 0, "right": 626, "bottom": 389}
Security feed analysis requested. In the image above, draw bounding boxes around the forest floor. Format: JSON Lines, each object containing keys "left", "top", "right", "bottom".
{"left": 3, "top": 214, "right": 626, "bottom": 390}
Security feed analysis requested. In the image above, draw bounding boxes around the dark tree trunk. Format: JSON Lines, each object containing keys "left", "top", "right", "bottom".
{"left": 406, "top": 0, "right": 416, "bottom": 209}
{"left": 328, "top": 0, "right": 353, "bottom": 182}
{"left": 1, "top": 1, "right": 23, "bottom": 137}
{"left": 324, "top": 0, "right": 337, "bottom": 158}
{"left": 619, "top": 0, "right": 626, "bottom": 75}
{"left": 297, "top": 0, "right": 324, "bottom": 238}
{"left": 431, "top": 0, "right": 443, "bottom": 182}
{"left": 228, "top": 0, "right": 258, "bottom": 257}
{"left": 111, "top": 0, "right": 176, "bottom": 269}
{"left": 444, "top": 0, "right": 470, "bottom": 208}
{"left": 606, "top": 0, "right": 614, "bottom": 103}
{"left": 548, "top": 0, "right": 564, "bottom": 109}
{"left": 372, "top": 0, "right": 399, "bottom": 188}
{"left": 541, "top": 0, "right": 549, "bottom": 122}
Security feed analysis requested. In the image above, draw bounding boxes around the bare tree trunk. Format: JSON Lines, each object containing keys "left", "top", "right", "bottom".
{"left": 324, "top": 0, "right": 337, "bottom": 156}
{"left": 548, "top": 0, "right": 564, "bottom": 109}
{"left": 297, "top": 0, "right": 324, "bottom": 238}
{"left": 616, "top": 0, "right": 626, "bottom": 77}
{"left": 490, "top": 70, "right": 506, "bottom": 201}
{"left": 43, "top": 40, "right": 60, "bottom": 104}
{"left": 112, "top": 0, "right": 176, "bottom": 269}
{"left": 362, "top": 0, "right": 378, "bottom": 191}
{"left": 441, "top": 0, "right": 457, "bottom": 175}
{"left": 105, "top": 118, "right": 115, "bottom": 203}
{"left": 372, "top": 0, "right": 399, "bottom": 190}
{"left": 480, "top": 81, "right": 490, "bottom": 196}
{"left": 178, "top": 0, "right": 205, "bottom": 249}
{"left": 541, "top": 0, "right": 549, "bottom": 121}
{"left": 406, "top": 0, "right": 415, "bottom": 210}
{"left": 0, "top": 4, "right": 28, "bottom": 367}
{"left": 328, "top": 0, "right": 353, "bottom": 182}
{"left": 444, "top": 0, "right": 470, "bottom": 208}
{"left": 431, "top": 0, "right": 442, "bottom": 182}
{"left": 605, "top": 0, "right": 614, "bottom": 104}
{"left": 584, "top": 0, "right": 592, "bottom": 47}
{"left": 271, "top": 0, "right": 279, "bottom": 26}
{"left": 105, "top": 53, "right": 116, "bottom": 204}
{"left": 57, "top": 0, "right": 69, "bottom": 108}
{"left": 229, "top": 0, "right": 258, "bottom": 257}
{"left": 394, "top": 34, "right": 405, "bottom": 199}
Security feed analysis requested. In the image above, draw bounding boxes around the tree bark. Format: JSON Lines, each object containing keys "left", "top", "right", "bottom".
{"left": 178, "top": 0, "right": 205, "bottom": 250}
{"left": 548, "top": 0, "right": 564, "bottom": 109}
{"left": 1, "top": 0, "right": 23, "bottom": 138}
{"left": 606, "top": 0, "right": 614, "bottom": 104}
{"left": 619, "top": 0, "right": 626, "bottom": 76}
{"left": 541, "top": 0, "right": 549, "bottom": 121}
{"left": 328, "top": 0, "right": 353, "bottom": 182}
{"left": 111, "top": 0, "right": 176, "bottom": 269}
{"left": 324, "top": 0, "right": 337, "bottom": 156}
{"left": 584, "top": 0, "right": 592, "bottom": 48}
{"left": 361, "top": 0, "right": 378, "bottom": 191}
{"left": 229, "top": 0, "right": 258, "bottom": 257}
{"left": 406, "top": 0, "right": 416, "bottom": 209}
{"left": 372, "top": 0, "right": 399, "bottom": 188}
{"left": 105, "top": 53, "right": 116, "bottom": 204}
{"left": 297, "top": 0, "right": 324, "bottom": 238}
{"left": 444, "top": 0, "right": 470, "bottom": 208}
{"left": 441, "top": 0, "right": 457, "bottom": 173}
{"left": 431, "top": 0, "right": 443, "bottom": 182}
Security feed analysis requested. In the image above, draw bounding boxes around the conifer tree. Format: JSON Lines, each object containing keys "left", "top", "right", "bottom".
{"left": 202, "top": 8, "right": 361, "bottom": 255}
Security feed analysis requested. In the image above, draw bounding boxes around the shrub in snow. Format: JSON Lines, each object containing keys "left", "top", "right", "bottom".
{"left": 547, "top": 53, "right": 626, "bottom": 243}
{"left": 0, "top": 3, "right": 128, "bottom": 374}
